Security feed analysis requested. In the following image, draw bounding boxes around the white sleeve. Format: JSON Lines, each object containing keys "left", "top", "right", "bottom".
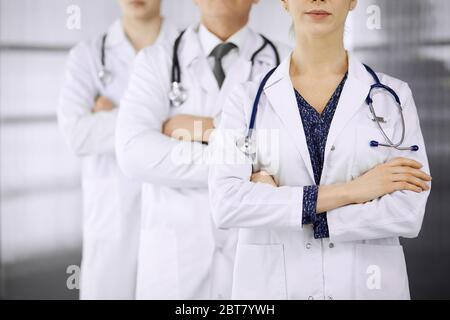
{"left": 208, "top": 84, "right": 303, "bottom": 230}
{"left": 58, "top": 42, "right": 117, "bottom": 156}
{"left": 115, "top": 47, "right": 209, "bottom": 188}
{"left": 327, "top": 84, "right": 431, "bottom": 242}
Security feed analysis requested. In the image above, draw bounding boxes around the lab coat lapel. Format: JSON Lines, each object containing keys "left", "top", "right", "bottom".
{"left": 181, "top": 27, "right": 219, "bottom": 97}
{"left": 194, "top": 58, "right": 219, "bottom": 96}
{"left": 219, "top": 60, "right": 251, "bottom": 104}
{"left": 264, "top": 56, "right": 315, "bottom": 183}
{"left": 217, "top": 29, "right": 258, "bottom": 111}
{"left": 323, "top": 54, "right": 372, "bottom": 165}
{"left": 106, "top": 19, "right": 135, "bottom": 64}
{"left": 221, "top": 28, "right": 258, "bottom": 91}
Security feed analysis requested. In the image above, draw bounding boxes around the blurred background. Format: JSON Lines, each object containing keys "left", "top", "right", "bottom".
{"left": 0, "top": 0, "right": 449, "bottom": 299}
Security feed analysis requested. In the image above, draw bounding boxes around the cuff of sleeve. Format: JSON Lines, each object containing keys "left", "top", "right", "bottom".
{"left": 302, "top": 185, "right": 318, "bottom": 225}
{"left": 313, "top": 214, "right": 330, "bottom": 239}
{"left": 302, "top": 185, "right": 329, "bottom": 239}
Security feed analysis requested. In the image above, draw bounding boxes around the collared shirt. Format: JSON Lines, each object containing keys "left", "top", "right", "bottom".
{"left": 198, "top": 24, "right": 249, "bottom": 75}
{"left": 105, "top": 18, "right": 178, "bottom": 61}
{"left": 297, "top": 73, "right": 348, "bottom": 239}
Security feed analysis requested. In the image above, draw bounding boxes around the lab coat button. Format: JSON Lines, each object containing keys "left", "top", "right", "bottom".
{"left": 305, "top": 243, "right": 312, "bottom": 250}
{"left": 308, "top": 296, "right": 314, "bottom": 300}
{"left": 331, "top": 146, "right": 336, "bottom": 151}
{"left": 329, "top": 243, "right": 335, "bottom": 249}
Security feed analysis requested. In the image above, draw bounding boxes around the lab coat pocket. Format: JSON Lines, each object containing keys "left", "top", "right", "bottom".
{"left": 351, "top": 123, "right": 395, "bottom": 178}
{"left": 232, "top": 244, "right": 287, "bottom": 300}
{"left": 353, "top": 244, "right": 410, "bottom": 300}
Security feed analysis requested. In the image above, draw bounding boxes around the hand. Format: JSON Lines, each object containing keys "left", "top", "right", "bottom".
{"left": 163, "top": 114, "right": 214, "bottom": 143}
{"left": 347, "top": 157, "right": 432, "bottom": 204}
{"left": 251, "top": 171, "right": 278, "bottom": 187}
{"left": 92, "top": 96, "right": 114, "bottom": 113}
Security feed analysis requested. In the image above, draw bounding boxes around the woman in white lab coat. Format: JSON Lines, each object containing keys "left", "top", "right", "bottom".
{"left": 209, "top": 0, "right": 432, "bottom": 300}
{"left": 58, "top": 0, "right": 178, "bottom": 299}
{"left": 116, "top": 0, "right": 289, "bottom": 299}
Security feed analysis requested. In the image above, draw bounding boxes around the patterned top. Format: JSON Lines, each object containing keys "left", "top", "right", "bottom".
{"left": 295, "top": 73, "right": 348, "bottom": 239}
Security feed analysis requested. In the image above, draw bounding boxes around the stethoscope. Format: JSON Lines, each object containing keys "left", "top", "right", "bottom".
{"left": 168, "top": 30, "right": 281, "bottom": 108}
{"left": 237, "top": 64, "right": 419, "bottom": 158}
{"left": 98, "top": 33, "right": 113, "bottom": 86}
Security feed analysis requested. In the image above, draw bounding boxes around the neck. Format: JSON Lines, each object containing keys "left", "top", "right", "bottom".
{"left": 200, "top": 16, "right": 248, "bottom": 41}
{"left": 291, "top": 28, "right": 348, "bottom": 77}
{"left": 122, "top": 14, "right": 162, "bottom": 51}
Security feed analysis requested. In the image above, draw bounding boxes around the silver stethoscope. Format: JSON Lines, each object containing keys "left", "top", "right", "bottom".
{"left": 168, "top": 30, "right": 281, "bottom": 108}
{"left": 237, "top": 64, "right": 419, "bottom": 158}
{"left": 98, "top": 33, "right": 113, "bottom": 86}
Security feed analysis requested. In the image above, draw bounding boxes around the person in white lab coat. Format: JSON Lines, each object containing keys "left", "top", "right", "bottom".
{"left": 116, "top": 0, "right": 289, "bottom": 299}
{"left": 208, "top": 0, "right": 432, "bottom": 300}
{"left": 58, "top": 0, "right": 179, "bottom": 299}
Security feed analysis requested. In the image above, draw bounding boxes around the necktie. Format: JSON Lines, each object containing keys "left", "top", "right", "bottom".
{"left": 209, "top": 42, "right": 237, "bottom": 88}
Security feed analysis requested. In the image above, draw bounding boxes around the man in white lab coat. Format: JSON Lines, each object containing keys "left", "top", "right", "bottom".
{"left": 58, "top": 0, "right": 178, "bottom": 299}
{"left": 116, "top": 0, "right": 289, "bottom": 299}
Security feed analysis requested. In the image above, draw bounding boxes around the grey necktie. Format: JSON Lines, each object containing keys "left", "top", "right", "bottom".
{"left": 209, "top": 42, "right": 237, "bottom": 88}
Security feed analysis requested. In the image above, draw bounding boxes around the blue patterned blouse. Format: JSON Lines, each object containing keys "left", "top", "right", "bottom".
{"left": 295, "top": 73, "right": 348, "bottom": 239}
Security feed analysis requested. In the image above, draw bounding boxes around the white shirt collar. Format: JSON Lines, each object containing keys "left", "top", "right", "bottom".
{"left": 106, "top": 18, "right": 178, "bottom": 52}
{"left": 106, "top": 19, "right": 127, "bottom": 47}
{"left": 198, "top": 24, "right": 249, "bottom": 57}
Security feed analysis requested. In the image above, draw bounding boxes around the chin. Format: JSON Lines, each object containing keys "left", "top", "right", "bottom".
{"left": 305, "top": 24, "right": 336, "bottom": 37}
{"left": 126, "top": 9, "right": 155, "bottom": 19}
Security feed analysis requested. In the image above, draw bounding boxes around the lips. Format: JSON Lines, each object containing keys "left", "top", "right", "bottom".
{"left": 305, "top": 10, "right": 331, "bottom": 16}
{"left": 129, "top": 0, "right": 145, "bottom": 5}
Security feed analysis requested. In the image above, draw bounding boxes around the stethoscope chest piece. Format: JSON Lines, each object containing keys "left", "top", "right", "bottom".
{"left": 98, "top": 33, "right": 113, "bottom": 86}
{"left": 169, "top": 81, "right": 188, "bottom": 107}
{"left": 98, "top": 68, "right": 113, "bottom": 86}
{"left": 236, "top": 135, "right": 257, "bottom": 158}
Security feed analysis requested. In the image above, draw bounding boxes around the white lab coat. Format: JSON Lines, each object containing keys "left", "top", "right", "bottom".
{"left": 58, "top": 19, "right": 179, "bottom": 299}
{"left": 208, "top": 53, "right": 431, "bottom": 300}
{"left": 116, "top": 25, "right": 290, "bottom": 299}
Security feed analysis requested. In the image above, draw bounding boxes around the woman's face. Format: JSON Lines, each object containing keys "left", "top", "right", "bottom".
{"left": 281, "top": 0, "right": 357, "bottom": 38}
{"left": 118, "top": 0, "right": 161, "bottom": 20}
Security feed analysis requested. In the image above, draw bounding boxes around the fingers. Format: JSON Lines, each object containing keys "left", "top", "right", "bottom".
{"left": 385, "top": 158, "right": 432, "bottom": 192}
{"left": 251, "top": 171, "right": 266, "bottom": 181}
{"left": 162, "top": 119, "right": 173, "bottom": 136}
{"left": 391, "top": 174, "right": 430, "bottom": 191}
{"left": 390, "top": 166, "right": 432, "bottom": 182}
{"left": 93, "top": 96, "right": 114, "bottom": 112}
{"left": 252, "top": 171, "right": 271, "bottom": 177}
{"left": 95, "top": 95, "right": 108, "bottom": 103}
{"left": 96, "top": 96, "right": 113, "bottom": 106}
{"left": 386, "top": 157, "right": 423, "bottom": 169}
{"left": 251, "top": 171, "right": 276, "bottom": 186}
{"left": 392, "top": 182, "right": 424, "bottom": 193}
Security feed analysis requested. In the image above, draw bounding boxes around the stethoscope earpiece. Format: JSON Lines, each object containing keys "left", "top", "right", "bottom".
{"left": 370, "top": 140, "right": 419, "bottom": 152}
